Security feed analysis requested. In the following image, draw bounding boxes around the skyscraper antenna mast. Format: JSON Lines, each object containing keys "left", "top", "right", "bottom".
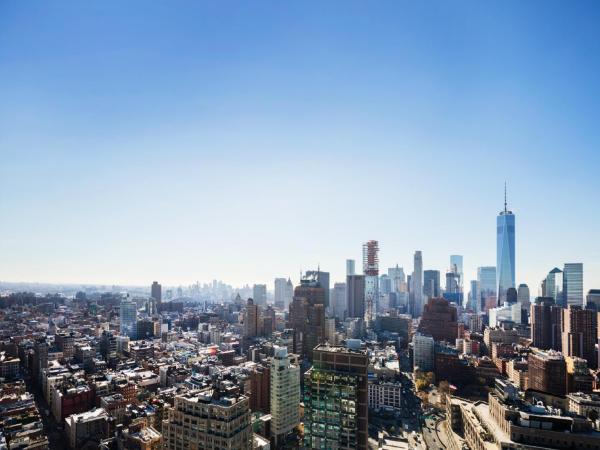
{"left": 504, "top": 181, "right": 508, "bottom": 213}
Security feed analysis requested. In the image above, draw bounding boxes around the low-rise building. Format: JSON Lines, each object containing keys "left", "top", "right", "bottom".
{"left": 567, "top": 392, "right": 600, "bottom": 418}
{"left": 65, "top": 408, "right": 112, "bottom": 449}
{"left": 368, "top": 381, "right": 402, "bottom": 412}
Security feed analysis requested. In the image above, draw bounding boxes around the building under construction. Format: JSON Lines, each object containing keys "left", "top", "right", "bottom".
{"left": 362, "top": 240, "right": 379, "bottom": 329}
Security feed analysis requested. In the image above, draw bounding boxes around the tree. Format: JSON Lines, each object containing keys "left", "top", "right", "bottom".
{"left": 415, "top": 378, "right": 429, "bottom": 391}
{"left": 418, "top": 391, "right": 430, "bottom": 407}
{"left": 439, "top": 380, "right": 450, "bottom": 394}
{"left": 425, "top": 372, "right": 435, "bottom": 385}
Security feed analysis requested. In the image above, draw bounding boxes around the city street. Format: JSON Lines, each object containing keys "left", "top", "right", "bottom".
{"left": 422, "top": 417, "right": 447, "bottom": 450}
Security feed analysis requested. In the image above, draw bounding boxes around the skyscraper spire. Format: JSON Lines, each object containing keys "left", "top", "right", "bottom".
{"left": 497, "top": 184, "right": 515, "bottom": 303}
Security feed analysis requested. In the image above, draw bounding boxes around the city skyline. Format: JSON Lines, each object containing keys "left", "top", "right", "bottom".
{"left": 1, "top": 2, "right": 599, "bottom": 292}
{"left": 2, "top": 3, "right": 600, "bottom": 449}
{"left": 0, "top": 189, "right": 597, "bottom": 296}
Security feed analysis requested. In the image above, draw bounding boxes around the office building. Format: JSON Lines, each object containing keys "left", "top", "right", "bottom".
{"left": 450, "top": 255, "right": 463, "bottom": 292}
{"left": 417, "top": 297, "right": 458, "bottom": 343}
{"left": 423, "top": 270, "right": 440, "bottom": 299}
{"left": 468, "top": 280, "right": 479, "bottom": 312}
{"left": 346, "top": 275, "right": 366, "bottom": 320}
{"left": 563, "top": 263, "right": 584, "bottom": 307}
{"left": 586, "top": 289, "right": 600, "bottom": 310}
{"left": 477, "top": 266, "right": 497, "bottom": 306}
{"left": 530, "top": 297, "right": 562, "bottom": 351}
{"left": 244, "top": 298, "right": 261, "bottom": 339}
{"left": 506, "top": 287, "right": 518, "bottom": 304}
{"left": 270, "top": 346, "right": 300, "bottom": 446}
{"left": 274, "top": 277, "right": 293, "bottom": 310}
{"left": 412, "top": 251, "right": 423, "bottom": 317}
{"left": 163, "top": 388, "right": 252, "bottom": 450}
{"left": 288, "top": 273, "right": 326, "bottom": 359}
{"left": 346, "top": 259, "right": 356, "bottom": 276}
{"left": 263, "top": 305, "right": 276, "bottom": 335}
{"left": 331, "top": 282, "right": 347, "bottom": 320}
{"left": 388, "top": 265, "right": 405, "bottom": 292}
{"left": 150, "top": 281, "right": 161, "bottom": 304}
{"left": 120, "top": 297, "right": 138, "bottom": 340}
{"left": 488, "top": 302, "right": 522, "bottom": 327}
{"left": 517, "top": 283, "right": 530, "bottom": 310}
{"left": 445, "top": 271, "right": 460, "bottom": 294}
{"left": 379, "top": 274, "right": 392, "bottom": 296}
{"left": 303, "top": 345, "right": 369, "bottom": 450}
{"left": 253, "top": 284, "right": 268, "bottom": 306}
{"left": 544, "top": 267, "right": 565, "bottom": 307}
{"left": 562, "top": 305, "right": 597, "bottom": 368}
{"left": 528, "top": 349, "right": 567, "bottom": 396}
{"left": 497, "top": 187, "right": 516, "bottom": 302}
{"left": 306, "top": 269, "right": 330, "bottom": 309}
{"left": 412, "top": 334, "right": 435, "bottom": 372}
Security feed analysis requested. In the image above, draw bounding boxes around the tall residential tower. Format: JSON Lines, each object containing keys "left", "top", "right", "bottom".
{"left": 412, "top": 251, "right": 424, "bottom": 317}
{"left": 363, "top": 240, "right": 379, "bottom": 328}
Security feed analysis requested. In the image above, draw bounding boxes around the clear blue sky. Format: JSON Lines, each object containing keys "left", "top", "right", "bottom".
{"left": 1, "top": 1, "right": 599, "bottom": 293}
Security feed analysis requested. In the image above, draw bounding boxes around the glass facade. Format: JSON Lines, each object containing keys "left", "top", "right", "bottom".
{"left": 303, "top": 370, "right": 360, "bottom": 449}
{"left": 496, "top": 211, "right": 515, "bottom": 303}
{"left": 423, "top": 270, "right": 440, "bottom": 299}
{"left": 546, "top": 268, "right": 564, "bottom": 306}
{"left": 120, "top": 299, "right": 138, "bottom": 339}
{"left": 477, "top": 266, "right": 496, "bottom": 299}
{"left": 450, "top": 255, "right": 463, "bottom": 292}
{"left": 563, "top": 263, "right": 584, "bottom": 307}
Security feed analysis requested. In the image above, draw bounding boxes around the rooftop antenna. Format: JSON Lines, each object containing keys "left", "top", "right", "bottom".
{"left": 504, "top": 181, "right": 508, "bottom": 213}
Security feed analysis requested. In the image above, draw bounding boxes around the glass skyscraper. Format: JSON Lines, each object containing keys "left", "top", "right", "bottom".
{"left": 423, "top": 270, "right": 440, "bottom": 299}
{"left": 120, "top": 296, "right": 138, "bottom": 340}
{"left": 497, "top": 190, "right": 515, "bottom": 303}
{"left": 450, "top": 254, "right": 463, "bottom": 292}
{"left": 477, "top": 266, "right": 496, "bottom": 298}
{"left": 563, "top": 263, "right": 584, "bottom": 307}
{"left": 545, "top": 267, "right": 564, "bottom": 307}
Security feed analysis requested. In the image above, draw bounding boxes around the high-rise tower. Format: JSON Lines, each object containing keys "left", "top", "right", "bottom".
{"left": 303, "top": 345, "right": 369, "bottom": 450}
{"left": 120, "top": 296, "right": 138, "bottom": 340}
{"left": 346, "top": 275, "right": 366, "bottom": 320}
{"left": 270, "top": 346, "right": 300, "bottom": 446}
{"left": 544, "top": 268, "right": 564, "bottom": 307}
{"left": 412, "top": 251, "right": 423, "bottom": 317}
{"left": 450, "top": 255, "right": 463, "bottom": 293}
{"left": 151, "top": 281, "right": 162, "bottom": 304}
{"left": 563, "top": 263, "right": 584, "bottom": 307}
{"left": 477, "top": 266, "right": 496, "bottom": 303}
{"left": 497, "top": 184, "right": 516, "bottom": 303}
{"left": 346, "top": 259, "right": 356, "bottom": 276}
{"left": 288, "top": 273, "right": 326, "bottom": 360}
{"left": 362, "top": 240, "right": 379, "bottom": 328}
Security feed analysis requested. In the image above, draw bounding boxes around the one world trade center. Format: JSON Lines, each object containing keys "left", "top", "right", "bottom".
{"left": 497, "top": 185, "right": 515, "bottom": 303}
